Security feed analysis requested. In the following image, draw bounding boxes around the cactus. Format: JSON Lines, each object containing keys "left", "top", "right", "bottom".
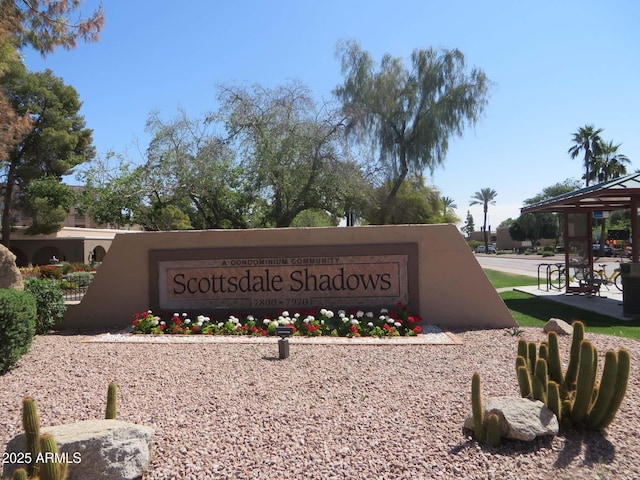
{"left": 470, "top": 372, "right": 503, "bottom": 447}
{"left": 589, "top": 348, "right": 631, "bottom": 430}
{"left": 471, "top": 372, "right": 485, "bottom": 442}
{"left": 486, "top": 413, "right": 502, "bottom": 447}
{"left": 105, "top": 382, "right": 117, "bottom": 419}
{"left": 570, "top": 340, "right": 595, "bottom": 425}
{"left": 547, "top": 381, "right": 561, "bottom": 423}
{"left": 516, "top": 363, "right": 532, "bottom": 399}
{"left": 515, "top": 320, "right": 630, "bottom": 431}
{"left": 532, "top": 358, "right": 548, "bottom": 404}
{"left": 564, "top": 320, "right": 585, "bottom": 391}
{"left": 546, "top": 331, "right": 564, "bottom": 386}
{"left": 22, "top": 397, "right": 40, "bottom": 478}
{"left": 38, "top": 434, "right": 68, "bottom": 480}
{"left": 11, "top": 468, "right": 29, "bottom": 480}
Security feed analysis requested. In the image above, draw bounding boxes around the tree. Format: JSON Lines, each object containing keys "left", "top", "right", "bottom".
{"left": 568, "top": 125, "right": 603, "bottom": 187}
{"left": 509, "top": 213, "right": 558, "bottom": 249}
{"left": 462, "top": 210, "right": 475, "bottom": 238}
{"left": 220, "top": 81, "right": 356, "bottom": 227}
{"left": 589, "top": 140, "right": 629, "bottom": 184}
{"left": 76, "top": 152, "right": 148, "bottom": 228}
{"left": 0, "top": 0, "right": 103, "bottom": 168}
{"left": 365, "top": 176, "right": 442, "bottom": 225}
{"left": 469, "top": 188, "right": 497, "bottom": 254}
{"left": 334, "top": 40, "right": 491, "bottom": 222}
{"left": 144, "top": 108, "right": 250, "bottom": 229}
{"left": 22, "top": 174, "right": 75, "bottom": 234}
{"left": 589, "top": 140, "right": 630, "bottom": 256}
{"left": 1, "top": 67, "right": 95, "bottom": 247}
{"left": 2, "top": 0, "right": 104, "bottom": 55}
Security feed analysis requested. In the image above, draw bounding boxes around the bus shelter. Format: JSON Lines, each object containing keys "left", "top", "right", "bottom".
{"left": 521, "top": 172, "right": 640, "bottom": 296}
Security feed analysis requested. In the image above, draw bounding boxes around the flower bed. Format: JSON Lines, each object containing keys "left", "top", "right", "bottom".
{"left": 132, "top": 303, "right": 423, "bottom": 338}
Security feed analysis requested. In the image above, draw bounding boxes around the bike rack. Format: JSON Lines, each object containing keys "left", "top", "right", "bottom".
{"left": 537, "top": 263, "right": 552, "bottom": 291}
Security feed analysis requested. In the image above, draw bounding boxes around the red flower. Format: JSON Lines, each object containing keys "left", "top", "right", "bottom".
{"left": 350, "top": 325, "right": 358, "bottom": 334}
{"left": 414, "top": 326, "right": 422, "bottom": 334}
{"left": 407, "top": 316, "right": 416, "bottom": 324}
{"left": 133, "top": 319, "right": 139, "bottom": 326}
{"left": 133, "top": 313, "right": 140, "bottom": 320}
{"left": 383, "top": 323, "right": 390, "bottom": 331}
{"left": 159, "top": 324, "right": 165, "bottom": 331}
{"left": 173, "top": 317, "right": 182, "bottom": 326}
{"left": 192, "top": 325, "right": 200, "bottom": 333}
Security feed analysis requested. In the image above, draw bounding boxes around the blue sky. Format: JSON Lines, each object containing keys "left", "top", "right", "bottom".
{"left": 22, "top": 0, "right": 640, "bottom": 229}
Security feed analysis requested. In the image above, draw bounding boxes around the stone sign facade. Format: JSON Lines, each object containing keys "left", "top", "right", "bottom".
{"left": 149, "top": 244, "right": 418, "bottom": 315}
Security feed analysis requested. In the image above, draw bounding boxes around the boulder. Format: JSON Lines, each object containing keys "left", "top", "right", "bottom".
{"left": 0, "top": 243, "right": 23, "bottom": 290}
{"left": 543, "top": 318, "right": 573, "bottom": 336}
{"left": 464, "top": 396, "right": 558, "bottom": 441}
{"left": 3, "top": 419, "right": 154, "bottom": 480}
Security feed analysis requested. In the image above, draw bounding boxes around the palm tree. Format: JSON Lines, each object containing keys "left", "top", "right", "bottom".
{"left": 469, "top": 188, "right": 497, "bottom": 253}
{"left": 590, "top": 140, "right": 630, "bottom": 256}
{"left": 440, "top": 196, "right": 457, "bottom": 216}
{"left": 589, "top": 140, "right": 630, "bottom": 184}
{"left": 568, "top": 125, "right": 604, "bottom": 187}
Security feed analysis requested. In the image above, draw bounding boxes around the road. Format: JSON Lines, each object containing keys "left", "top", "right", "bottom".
{"left": 475, "top": 254, "right": 564, "bottom": 278}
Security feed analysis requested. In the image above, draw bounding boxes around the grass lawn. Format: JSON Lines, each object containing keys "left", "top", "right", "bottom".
{"left": 484, "top": 268, "right": 640, "bottom": 340}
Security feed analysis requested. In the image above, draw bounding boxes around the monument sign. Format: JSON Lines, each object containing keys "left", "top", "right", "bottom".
{"left": 149, "top": 244, "right": 418, "bottom": 315}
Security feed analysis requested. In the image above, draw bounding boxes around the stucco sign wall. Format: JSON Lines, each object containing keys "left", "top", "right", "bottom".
{"left": 149, "top": 244, "right": 418, "bottom": 314}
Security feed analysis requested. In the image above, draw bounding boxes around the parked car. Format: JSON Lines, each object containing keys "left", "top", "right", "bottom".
{"left": 592, "top": 244, "right": 612, "bottom": 257}
{"left": 475, "top": 244, "right": 496, "bottom": 254}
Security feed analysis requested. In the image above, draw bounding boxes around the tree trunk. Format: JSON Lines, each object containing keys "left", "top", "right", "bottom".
{"left": 1, "top": 162, "right": 17, "bottom": 248}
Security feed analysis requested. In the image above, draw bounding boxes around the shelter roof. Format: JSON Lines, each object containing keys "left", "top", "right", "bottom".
{"left": 521, "top": 172, "right": 640, "bottom": 214}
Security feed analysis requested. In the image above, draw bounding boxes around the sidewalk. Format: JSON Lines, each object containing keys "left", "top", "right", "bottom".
{"left": 503, "top": 284, "right": 632, "bottom": 321}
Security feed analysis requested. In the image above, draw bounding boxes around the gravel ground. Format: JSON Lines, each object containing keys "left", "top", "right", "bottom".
{"left": 1, "top": 328, "right": 639, "bottom": 480}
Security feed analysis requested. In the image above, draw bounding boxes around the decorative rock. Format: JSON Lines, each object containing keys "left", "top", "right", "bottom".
{"left": 3, "top": 419, "right": 154, "bottom": 480}
{"left": 543, "top": 318, "right": 573, "bottom": 336}
{"left": 0, "top": 243, "right": 23, "bottom": 290}
{"left": 464, "top": 396, "right": 558, "bottom": 441}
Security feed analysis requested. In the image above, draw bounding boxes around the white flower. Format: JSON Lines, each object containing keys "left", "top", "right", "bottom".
{"left": 356, "top": 310, "right": 364, "bottom": 318}
{"left": 380, "top": 308, "right": 388, "bottom": 314}
{"left": 325, "top": 310, "right": 334, "bottom": 318}
{"left": 278, "top": 317, "right": 289, "bottom": 325}
{"left": 182, "top": 313, "right": 187, "bottom": 317}
{"left": 263, "top": 318, "right": 271, "bottom": 325}
{"left": 320, "top": 308, "right": 327, "bottom": 316}
{"left": 247, "top": 315, "right": 255, "bottom": 321}
{"left": 351, "top": 318, "right": 359, "bottom": 325}
{"left": 366, "top": 311, "right": 374, "bottom": 318}
{"left": 152, "top": 319, "right": 159, "bottom": 326}
{"left": 217, "top": 322, "right": 224, "bottom": 328}
{"left": 394, "top": 322, "right": 401, "bottom": 327}
{"left": 342, "top": 317, "right": 349, "bottom": 323}
{"left": 282, "top": 311, "right": 290, "bottom": 317}
{"left": 184, "top": 318, "right": 191, "bottom": 324}
{"left": 173, "top": 312, "right": 179, "bottom": 317}
{"left": 387, "top": 317, "right": 395, "bottom": 324}
{"left": 148, "top": 310, "right": 153, "bottom": 314}
{"left": 294, "top": 313, "right": 300, "bottom": 318}
{"left": 379, "top": 315, "right": 386, "bottom": 321}
{"left": 367, "top": 322, "right": 374, "bottom": 328}
{"left": 338, "top": 310, "right": 346, "bottom": 317}
{"left": 160, "top": 321, "right": 166, "bottom": 326}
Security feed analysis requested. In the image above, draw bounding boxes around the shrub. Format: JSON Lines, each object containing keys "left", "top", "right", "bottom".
{"left": 23, "top": 279, "right": 67, "bottom": 334}
{"left": 38, "top": 265, "right": 62, "bottom": 280}
{"left": 65, "top": 271, "right": 94, "bottom": 288}
{"left": 0, "top": 289, "right": 37, "bottom": 373}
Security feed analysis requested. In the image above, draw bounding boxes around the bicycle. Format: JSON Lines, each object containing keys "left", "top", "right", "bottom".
{"left": 592, "top": 263, "right": 623, "bottom": 292}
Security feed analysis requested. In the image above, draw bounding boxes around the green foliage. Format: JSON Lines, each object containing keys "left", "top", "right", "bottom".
{"left": 508, "top": 213, "right": 558, "bottom": 246}
{"left": 1, "top": 67, "right": 95, "bottom": 247}
{"left": 10, "top": 467, "right": 29, "bottom": 480}
{"left": 365, "top": 176, "right": 443, "bottom": 224}
{"left": 515, "top": 320, "right": 630, "bottom": 431}
{"left": 24, "top": 278, "right": 66, "bottom": 334}
{"left": 0, "top": 289, "right": 36, "bottom": 373}
{"left": 335, "top": 40, "right": 491, "bottom": 221}
{"left": 23, "top": 176, "right": 76, "bottom": 236}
